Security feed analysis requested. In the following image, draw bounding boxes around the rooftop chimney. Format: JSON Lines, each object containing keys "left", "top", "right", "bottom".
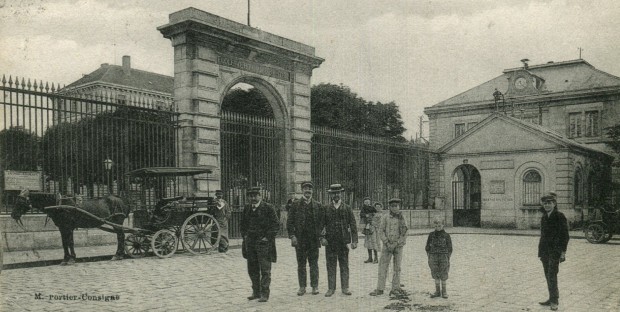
{"left": 122, "top": 55, "right": 131, "bottom": 75}
{"left": 520, "top": 58, "right": 530, "bottom": 69}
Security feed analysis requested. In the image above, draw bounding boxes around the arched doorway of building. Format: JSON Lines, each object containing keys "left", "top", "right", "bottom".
{"left": 220, "top": 80, "right": 286, "bottom": 213}
{"left": 452, "top": 164, "right": 481, "bottom": 227}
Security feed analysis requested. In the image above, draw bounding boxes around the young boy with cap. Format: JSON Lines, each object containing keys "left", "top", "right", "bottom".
{"left": 425, "top": 218, "right": 452, "bottom": 298}
{"left": 369, "top": 198, "right": 408, "bottom": 297}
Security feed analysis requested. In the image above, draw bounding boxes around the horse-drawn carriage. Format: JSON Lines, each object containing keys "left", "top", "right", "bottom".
{"left": 122, "top": 166, "right": 222, "bottom": 258}
{"left": 11, "top": 166, "right": 223, "bottom": 263}
{"left": 584, "top": 205, "right": 620, "bottom": 244}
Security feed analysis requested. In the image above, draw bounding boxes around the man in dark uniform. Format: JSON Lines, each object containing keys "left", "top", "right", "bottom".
{"left": 538, "top": 192, "right": 569, "bottom": 311}
{"left": 320, "top": 183, "right": 358, "bottom": 297}
{"left": 240, "top": 187, "right": 280, "bottom": 303}
{"left": 287, "top": 181, "right": 324, "bottom": 296}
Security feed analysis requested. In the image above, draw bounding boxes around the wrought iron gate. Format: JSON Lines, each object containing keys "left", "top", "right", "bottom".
{"left": 220, "top": 110, "right": 285, "bottom": 213}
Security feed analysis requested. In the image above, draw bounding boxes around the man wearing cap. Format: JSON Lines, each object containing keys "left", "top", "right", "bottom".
{"left": 287, "top": 181, "right": 324, "bottom": 296}
{"left": 212, "top": 190, "right": 231, "bottom": 253}
{"left": 538, "top": 192, "right": 569, "bottom": 311}
{"left": 370, "top": 198, "right": 408, "bottom": 297}
{"left": 240, "top": 187, "right": 280, "bottom": 303}
{"left": 320, "top": 184, "right": 358, "bottom": 297}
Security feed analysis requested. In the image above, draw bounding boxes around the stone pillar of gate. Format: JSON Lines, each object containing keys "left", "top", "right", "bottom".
{"left": 159, "top": 8, "right": 323, "bottom": 198}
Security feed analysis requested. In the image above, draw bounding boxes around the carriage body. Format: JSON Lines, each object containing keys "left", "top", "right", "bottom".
{"left": 584, "top": 205, "right": 620, "bottom": 244}
{"left": 122, "top": 167, "right": 222, "bottom": 258}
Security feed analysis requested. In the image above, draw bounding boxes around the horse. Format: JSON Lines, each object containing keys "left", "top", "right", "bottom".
{"left": 11, "top": 190, "right": 129, "bottom": 265}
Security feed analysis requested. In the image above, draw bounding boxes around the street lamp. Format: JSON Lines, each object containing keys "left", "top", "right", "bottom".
{"left": 103, "top": 158, "right": 113, "bottom": 194}
{"left": 492, "top": 88, "right": 505, "bottom": 112}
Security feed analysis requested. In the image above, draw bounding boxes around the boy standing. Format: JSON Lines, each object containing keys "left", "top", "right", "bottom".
{"left": 425, "top": 218, "right": 452, "bottom": 299}
{"left": 369, "top": 198, "right": 408, "bottom": 296}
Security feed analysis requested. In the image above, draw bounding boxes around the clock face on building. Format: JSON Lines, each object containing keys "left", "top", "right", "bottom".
{"left": 515, "top": 77, "right": 527, "bottom": 90}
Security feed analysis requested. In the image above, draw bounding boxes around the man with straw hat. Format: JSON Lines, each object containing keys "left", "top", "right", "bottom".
{"left": 320, "top": 183, "right": 358, "bottom": 297}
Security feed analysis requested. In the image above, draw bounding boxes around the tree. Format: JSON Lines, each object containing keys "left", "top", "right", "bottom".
{"left": 0, "top": 126, "right": 40, "bottom": 171}
{"left": 41, "top": 107, "right": 176, "bottom": 195}
{"left": 311, "top": 83, "right": 406, "bottom": 141}
{"left": 221, "top": 83, "right": 407, "bottom": 140}
{"left": 222, "top": 87, "right": 273, "bottom": 118}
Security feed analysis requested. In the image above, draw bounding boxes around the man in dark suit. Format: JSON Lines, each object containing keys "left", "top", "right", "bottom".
{"left": 287, "top": 181, "right": 324, "bottom": 296}
{"left": 320, "top": 183, "right": 358, "bottom": 297}
{"left": 538, "top": 192, "right": 569, "bottom": 311}
{"left": 241, "top": 187, "right": 280, "bottom": 303}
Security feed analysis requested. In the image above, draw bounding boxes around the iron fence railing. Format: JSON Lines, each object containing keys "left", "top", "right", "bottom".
{"left": 311, "top": 125, "right": 430, "bottom": 210}
{"left": 0, "top": 75, "right": 179, "bottom": 214}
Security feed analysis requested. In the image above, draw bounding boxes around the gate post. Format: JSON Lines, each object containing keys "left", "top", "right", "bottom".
{"left": 159, "top": 8, "right": 323, "bottom": 199}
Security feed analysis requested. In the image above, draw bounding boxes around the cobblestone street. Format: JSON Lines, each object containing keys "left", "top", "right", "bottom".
{"left": 1, "top": 234, "right": 618, "bottom": 312}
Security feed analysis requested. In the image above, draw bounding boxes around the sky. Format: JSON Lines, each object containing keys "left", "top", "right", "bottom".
{"left": 1, "top": 0, "right": 620, "bottom": 139}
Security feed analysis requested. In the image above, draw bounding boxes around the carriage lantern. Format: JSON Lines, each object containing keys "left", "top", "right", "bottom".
{"left": 103, "top": 158, "right": 113, "bottom": 194}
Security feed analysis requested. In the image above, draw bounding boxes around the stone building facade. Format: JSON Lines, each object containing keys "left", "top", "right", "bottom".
{"left": 424, "top": 59, "right": 620, "bottom": 229}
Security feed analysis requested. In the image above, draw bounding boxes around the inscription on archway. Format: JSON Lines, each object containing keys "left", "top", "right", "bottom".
{"left": 159, "top": 7, "right": 323, "bottom": 199}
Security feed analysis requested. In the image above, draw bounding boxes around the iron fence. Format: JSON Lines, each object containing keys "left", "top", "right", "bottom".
{"left": 311, "top": 125, "right": 430, "bottom": 210}
{"left": 0, "top": 75, "right": 179, "bottom": 214}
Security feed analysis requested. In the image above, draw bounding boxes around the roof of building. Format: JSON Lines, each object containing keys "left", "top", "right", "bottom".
{"left": 437, "top": 112, "right": 615, "bottom": 159}
{"left": 431, "top": 59, "right": 620, "bottom": 108}
{"left": 65, "top": 63, "right": 173, "bottom": 95}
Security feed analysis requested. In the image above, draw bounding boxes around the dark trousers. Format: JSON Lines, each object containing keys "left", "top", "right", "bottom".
{"left": 541, "top": 256, "right": 560, "bottom": 303}
{"left": 247, "top": 240, "right": 272, "bottom": 298}
{"left": 295, "top": 245, "right": 319, "bottom": 288}
{"left": 326, "top": 244, "right": 349, "bottom": 290}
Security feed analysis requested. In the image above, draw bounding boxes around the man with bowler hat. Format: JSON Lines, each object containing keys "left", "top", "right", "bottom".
{"left": 241, "top": 187, "right": 280, "bottom": 303}
{"left": 538, "top": 191, "right": 569, "bottom": 311}
{"left": 320, "top": 183, "right": 358, "bottom": 297}
{"left": 287, "top": 181, "right": 324, "bottom": 296}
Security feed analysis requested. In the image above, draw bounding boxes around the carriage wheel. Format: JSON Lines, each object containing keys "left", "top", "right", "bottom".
{"left": 180, "top": 213, "right": 221, "bottom": 255}
{"left": 151, "top": 229, "right": 177, "bottom": 258}
{"left": 125, "top": 233, "right": 150, "bottom": 258}
{"left": 585, "top": 223, "right": 607, "bottom": 244}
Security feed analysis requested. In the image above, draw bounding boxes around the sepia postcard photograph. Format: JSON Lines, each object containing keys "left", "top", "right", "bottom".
{"left": 1, "top": 1, "right": 619, "bottom": 311}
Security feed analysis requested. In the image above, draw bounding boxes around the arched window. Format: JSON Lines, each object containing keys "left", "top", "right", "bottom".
{"left": 523, "top": 170, "right": 542, "bottom": 205}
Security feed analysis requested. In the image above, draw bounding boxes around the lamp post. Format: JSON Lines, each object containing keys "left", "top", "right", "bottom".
{"left": 493, "top": 88, "right": 505, "bottom": 113}
{"left": 103, "top": 158, "right": 113, "bottom": 194}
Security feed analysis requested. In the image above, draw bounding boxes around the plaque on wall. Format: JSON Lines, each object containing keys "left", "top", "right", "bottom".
{"left": 489, "top": 180, "right": 505, "bottom": 194}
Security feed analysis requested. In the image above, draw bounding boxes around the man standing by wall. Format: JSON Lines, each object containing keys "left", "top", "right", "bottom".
{"left": 287, "top": 181, "right": 324, "bottom": 296}
{"left": 538, "top": 192, "right": 569, "bottom": 311}
{"left": 321, "top": 183, "right": 358, "bottom": 297}
{"left": 241, "top": 187, "right": 280, "bottom": 303}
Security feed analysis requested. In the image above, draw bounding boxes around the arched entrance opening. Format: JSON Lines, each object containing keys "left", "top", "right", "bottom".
{"left": 220, "top": 79, "right": 286, "bottom": 212}
{"left": 452, "top": 164, "right": 481, "bottom": 227}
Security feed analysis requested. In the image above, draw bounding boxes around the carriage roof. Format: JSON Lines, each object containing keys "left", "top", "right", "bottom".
{"left": 125, "top": 166, "right": 214, "bottom": 177}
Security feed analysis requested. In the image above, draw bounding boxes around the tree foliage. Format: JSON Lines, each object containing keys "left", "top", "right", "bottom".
{"left": 222, "top": 87, "right": 274, "bottom": 118}
{"left": 311, "top": 83, "right": 406, "bottom": 141}
{"left": 221, "top": 83, "right": 407, "bottom": 141}
{"left": 0, "top": 126, "right": 40, "bottom": 171}
{"left": 41, "top": 107, "right": 176, "bottom": 195}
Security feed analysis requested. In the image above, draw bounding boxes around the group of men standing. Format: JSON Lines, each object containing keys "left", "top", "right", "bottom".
{"left": 240, "top": 181, "right": 358, "bottom": 302}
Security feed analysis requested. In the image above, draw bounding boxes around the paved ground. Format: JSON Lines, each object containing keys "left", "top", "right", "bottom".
{"left": 1, "top": 233, "right": 618, "bottom": 312}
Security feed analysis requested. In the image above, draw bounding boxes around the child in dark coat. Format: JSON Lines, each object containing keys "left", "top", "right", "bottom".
{"left": 425, "top": 218, "right": 452, "bottom": 298}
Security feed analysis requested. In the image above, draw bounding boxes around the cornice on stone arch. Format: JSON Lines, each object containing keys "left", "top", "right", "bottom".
{"left": 219, "top": 74, "right": 290, "bottom": 129}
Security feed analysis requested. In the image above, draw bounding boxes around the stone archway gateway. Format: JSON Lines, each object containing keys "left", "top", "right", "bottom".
{"left": 158, "top": 8, "right": 324, "bottom": 200}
